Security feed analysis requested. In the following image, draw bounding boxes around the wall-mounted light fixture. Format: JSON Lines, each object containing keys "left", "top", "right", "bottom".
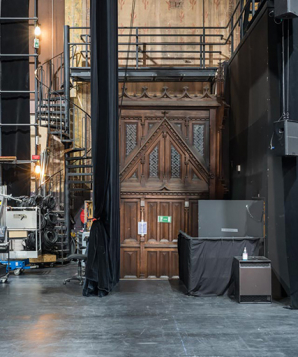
{"left": 34, "top": 25, "right": 41, "bottom": 49}
{"left": 34, "top": 162, "right": 41, "bottom": 175}
{"left": 34, "top": 25, "right": 41, "bottom": 37}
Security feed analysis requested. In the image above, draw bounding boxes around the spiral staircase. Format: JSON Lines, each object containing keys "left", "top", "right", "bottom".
{"left": 35, "top": 39, "right": 92, "bottom": 261}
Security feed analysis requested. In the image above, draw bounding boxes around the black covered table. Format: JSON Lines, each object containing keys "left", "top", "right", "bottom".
{"left": 178, "top": 231, "right": 262, "bottom": 297}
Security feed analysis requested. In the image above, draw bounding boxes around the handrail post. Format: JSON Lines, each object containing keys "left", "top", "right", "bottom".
{"left": 48, "top": 61, "right": 52, "bottom": 135}
{"left": 64, "top": 25, "right": 70, "bottom": 135}
{"left": 240, "top": 0, "right": 244, "bottom": 40}
{"left": 200, "top": 35, "right": 203, "bottom": 68}
{"left": 85, "top": 34, "right": 88, "bottom": 68}
{"left": 136, "top": 27, "right": 139, "bottom": 69}
{"left": 64, "top": 25, "right": 71, "bottom": 255}
{"left": 252, "top": 0, "right": 255, "bottom": 17}
{"left": 85, "top": 115, "right": 87, "bottom": 157}
{"left": 231, "top": 14, "right": 234, "bottom": 54}
{"left": 143, "top": 43, "right": 147, "bottom": 66}
{"left": 203, "top": 28, "right": 206, "bottom": 68}
{"left": 60, "top": 53, "right": 63, "bottom": 89}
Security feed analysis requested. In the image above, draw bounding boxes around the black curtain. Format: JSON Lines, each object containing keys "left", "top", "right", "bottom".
{"left": 83, "top": 0, "right": 120, "bottom": 297}
{"left": 0, "top": 0, "right": 30, "bottom": 197}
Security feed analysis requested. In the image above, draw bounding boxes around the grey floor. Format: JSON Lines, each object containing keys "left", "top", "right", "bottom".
{"left": 0, "top": 263, "right": 297, "bottom": 357}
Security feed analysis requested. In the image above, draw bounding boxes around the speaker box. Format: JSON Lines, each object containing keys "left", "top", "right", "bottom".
{"left": 273, "top": 120, "right": 298, "bottom": 156}
{"left": 233, "top": 257, "right": 272, "bottom": 304}
{"left": 275, "top": 0, "right": 298, "bottom": 19}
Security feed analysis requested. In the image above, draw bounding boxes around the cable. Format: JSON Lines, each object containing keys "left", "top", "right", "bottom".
{"left": 270, "top": 19, "right": 290, "bottom": 151}
{"left": 282, "top": 21, "right": 286, "bottom": 118}
{"left": 246, "top": 205, "right": 263, "bottom": 223}
{"left": 119, "top": 0, "right": 137, "bottom": 118}
{"left": 286, "top": 20, "right": 290, "bottom": 118}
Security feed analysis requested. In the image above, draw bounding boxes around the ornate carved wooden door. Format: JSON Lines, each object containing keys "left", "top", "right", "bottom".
{"left": 119, "top": 101, "right": 218, "bottom": 278}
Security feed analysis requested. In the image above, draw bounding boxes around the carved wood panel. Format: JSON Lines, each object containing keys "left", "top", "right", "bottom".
{"left": 119, "top": 104, "right": 219, "bottom": 279}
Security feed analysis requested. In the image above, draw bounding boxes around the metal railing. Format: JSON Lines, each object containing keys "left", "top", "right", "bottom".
{"left": 35, "top": 56, "right": 91, "bottom": 152}
{"left": 69, "top": 26, "right": 228, "bottom": 69}
{"left": 66, "top": 0, "right": 266, "bottom": 70}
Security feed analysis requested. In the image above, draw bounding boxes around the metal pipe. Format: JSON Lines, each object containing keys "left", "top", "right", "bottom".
{"left": 287, "top": 20, "right": 290, "bottom": 117}
{"left": 0, "top": 17, "right": 38, "bottom": 20}
{"left": 240, "top": 0, "right": 244, "bottom": 40}
{"left": 0, "top": 54, "right": 38, "bottom": 57}
{"left": 282, "top": 21, "right": 286, "bottom": 116}
{"left": 0, "top": 123, "right": 38, "bottom": 126}
{"left": 64, "top": 25, "right": 70, "bottom": 134}
{"left": 85, "top": 34, "right": 88, "bottom": 68}
{"left": 0, "top": 160, "right": 38, "bottom": 164}
{"left": 118, "top": 34, "right": 224, "bottom": 38}
{"left": 200, "top": 35, "right": 203, "bottom": 68}
{"left": 118, "top": 26, "right": 228, "bottom": 30}
{"left": 64, "top": 25, "right": 71, "bottom": 255}
{"left": 136, "top": 28, "right": 139, "bottom": 69}
{"left": 118, "top": 50, "right": 222, "bottom": 54}
{"left": 0, "top": 90, "right": 35, "bottom": 93}
{"left": 85, "top": 115, "right": 87, "bottom": 157}
{"left": 118, "top": 41, "right": 225, "bottom": 45}
{"left": 64, "top": 151, "right": 70, "bottom": 254}
{"left": 202, "top": 0, "right": 205, "bottom": 68}
{"left": 68, "top": 42, "right": 91, "bottom": 46}
{"left": 48, "top": 61, "right": 52, "bottom": 135}
{"left": 34, "top": 0, "right": 39, "bottom": 182}
{"left": 231, "top": 14, "right": 234, "bottom": 54}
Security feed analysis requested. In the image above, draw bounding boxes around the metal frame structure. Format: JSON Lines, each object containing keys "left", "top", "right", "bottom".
{"left": 0, "top": 1, "right": 39, "bottom": 182}
{"left": 6, "top": 206, "right": 41, "bottom": 259}
{"left": 67, "top": 0, "right": 266, "bottom": 82}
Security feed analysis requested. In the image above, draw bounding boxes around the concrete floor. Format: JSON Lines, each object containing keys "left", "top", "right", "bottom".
{"left": 0, "top": 263, "right": 297, "bottom": 357}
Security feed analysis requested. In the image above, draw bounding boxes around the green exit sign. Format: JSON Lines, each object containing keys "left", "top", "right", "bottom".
{"left": 158, "top": 216, "right": 172, "bottom": 223}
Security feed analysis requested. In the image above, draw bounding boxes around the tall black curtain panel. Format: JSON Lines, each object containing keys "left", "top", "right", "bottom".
{"left": 83, "top": 0, "right": 120, "bottom": 297}
{"left": 0, "top": 0, "right": 30, "bottom": 197}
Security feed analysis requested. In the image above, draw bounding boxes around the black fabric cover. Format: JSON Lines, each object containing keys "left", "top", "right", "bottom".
{"left": 0, "top": 0, "right": 30, "bottom": 197}
{"left": 282, "top": 157, "right": 298, "bottom": 309}
{"left": 178, "top": 231, "right": 261, "bottom": 297}
{"left": 83, "top": 0, "right": 120, "bottom": 297}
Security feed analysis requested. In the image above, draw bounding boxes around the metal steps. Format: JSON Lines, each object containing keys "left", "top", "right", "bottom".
{"left": 66, "top": 156, "right": 92, "bottom": 161}
{"left": 66, "top": 165, "right": 92, "bottom": 169}
{"left": 36, "top": 32, "right": 92, "bottom": 260}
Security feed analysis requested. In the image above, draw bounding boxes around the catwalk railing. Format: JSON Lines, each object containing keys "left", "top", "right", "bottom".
{"left": 67, "top": 0, "right": 266, "bottom": 70}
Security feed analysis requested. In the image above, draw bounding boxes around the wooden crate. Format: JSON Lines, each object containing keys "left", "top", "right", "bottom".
{"left": 29, "top": 254, "right": 56, "bottom": 263}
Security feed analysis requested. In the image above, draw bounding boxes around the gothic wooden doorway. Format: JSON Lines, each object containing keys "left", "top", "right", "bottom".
{"left": 119, "top": 87, "right": 225, "bottom": 278}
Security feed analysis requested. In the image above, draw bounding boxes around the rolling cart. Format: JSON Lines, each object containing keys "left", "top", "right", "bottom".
{"left": 0, "top": 207, "right": 41, "bottom": 278}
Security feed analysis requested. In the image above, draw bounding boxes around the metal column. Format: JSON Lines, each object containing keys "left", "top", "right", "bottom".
{"left": 64, "top": 25, "right": 71, "bottom": 254}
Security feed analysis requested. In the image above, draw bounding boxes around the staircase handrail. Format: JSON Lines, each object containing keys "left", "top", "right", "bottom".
{"left": 35, "top": 68, "right": 91, "bottom": 120}
{"left": 36, "top": 147, "right": 92, "bottom": 191}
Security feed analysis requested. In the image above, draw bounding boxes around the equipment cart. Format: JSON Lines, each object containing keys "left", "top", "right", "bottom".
{"left": 0, "top": 207, "right": 41, "bottom": 276}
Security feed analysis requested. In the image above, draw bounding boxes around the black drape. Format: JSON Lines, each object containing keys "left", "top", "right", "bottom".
{"left": 282, "top": 157, "right": 298, "bottom": 309}
{"left": 0, "top": 0, "right": 30, "bottom": 197}
{"left": 83, "top": 0, "right": 120, "bottom": 297}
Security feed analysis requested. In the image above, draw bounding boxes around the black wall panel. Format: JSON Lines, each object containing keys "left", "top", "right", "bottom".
{"left": 227, "top": 6, "right": 291, "bottom": 300}
{"left": 0, "top": 0, "right": 30, "bottom": 197}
